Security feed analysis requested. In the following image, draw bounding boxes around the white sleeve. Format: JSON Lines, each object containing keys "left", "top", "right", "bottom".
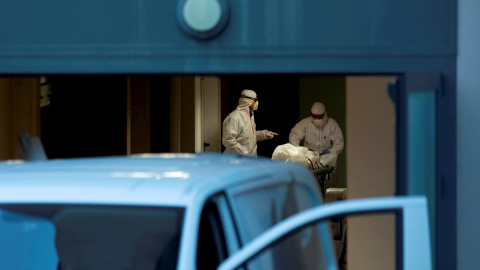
{"left": 289, "top": 119, "right": 307, "bottom": 146}
{"left": 222, "top": 114, "right": 247, "bottom": 154}
{"left": 256, "top": 130, "right": 267, "bottom": 142}
{"left": 329, "top": 121, "right": 344, "bottom": 154}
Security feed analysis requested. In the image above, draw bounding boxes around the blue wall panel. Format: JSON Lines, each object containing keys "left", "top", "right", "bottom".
{"left": 0, "top": 0, "right": 456, "bottom": 74}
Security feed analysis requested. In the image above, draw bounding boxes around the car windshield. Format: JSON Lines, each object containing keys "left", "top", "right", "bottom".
{"left": 0, "top": 204, "right": 185, "bottom": 270}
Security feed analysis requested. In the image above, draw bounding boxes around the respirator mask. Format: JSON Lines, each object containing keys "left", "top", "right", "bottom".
{"left": 242, "top": 95, "right": 258, "bottom": 111}
{"left": 312, "top": 112, "right": 326, "bottom": 127}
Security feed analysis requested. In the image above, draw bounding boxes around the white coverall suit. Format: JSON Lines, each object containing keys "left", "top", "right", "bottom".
{"left": 222, "top": 98, "right": 268, "bottom": 156}
{"left": 289, "top": 114, "right": 344, "bottom": 155}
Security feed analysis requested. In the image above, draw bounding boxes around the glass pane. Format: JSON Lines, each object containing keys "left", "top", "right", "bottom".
{"left": 246, "top": 222, "right": 331, "bottom": 270}
{"left": 232, "top": 184, "right": 292, "bottom": 244}
{"left": 0, "top": 204, "right": 185, "bottom": 270}
{"left": 231, "top": 182, "right": 334, "bottom": 270}
{"left": 347, "top": 213, "right": 396, "bottom": 270}
{"left": 407, "top": 90, "right": 436, "bottom": 252}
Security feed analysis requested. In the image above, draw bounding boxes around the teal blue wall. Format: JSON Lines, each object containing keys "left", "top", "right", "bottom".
{"left": 457, "top": 0, "right": 480, "bottom": 269}
{"left": 0, "top": 0, "right": 456, "bottom": 73}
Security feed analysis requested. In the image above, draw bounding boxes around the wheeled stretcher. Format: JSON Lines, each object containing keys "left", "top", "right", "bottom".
{"left": 271, "top": 143, "right": 337, "bottom": 196}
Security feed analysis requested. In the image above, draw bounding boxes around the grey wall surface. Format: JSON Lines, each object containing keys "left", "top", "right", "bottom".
{"left": 457, "top": 0, "right": 480, "bottom": 269}
{"left": 0, "top": 78, "right": 40, "bottom": 160}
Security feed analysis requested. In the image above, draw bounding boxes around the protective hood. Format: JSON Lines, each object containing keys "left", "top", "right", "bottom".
{"left": 311, "top": 102, "right": 325, "bottom": 115}
{"left": 311, "top": 102, "right": 328, "bottom": 127}
{"left": 237, "top": 89, "right": 257, "bottom": 110}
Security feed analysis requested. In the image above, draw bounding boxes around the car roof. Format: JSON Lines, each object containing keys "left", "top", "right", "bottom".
{"left": 0, "top": 153, "right": 303, "bottom": 207}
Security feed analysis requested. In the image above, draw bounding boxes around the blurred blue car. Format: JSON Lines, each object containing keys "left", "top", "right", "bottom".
{"left": 0, "top": 153, "right": 431, "bottom": 270}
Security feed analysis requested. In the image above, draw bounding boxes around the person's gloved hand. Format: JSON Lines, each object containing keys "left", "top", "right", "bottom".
{"left": 321, "top": 149, "right": 330, "bottom": 155}
{"left": 265, "top": 131, "right": 278, "bottom": 139}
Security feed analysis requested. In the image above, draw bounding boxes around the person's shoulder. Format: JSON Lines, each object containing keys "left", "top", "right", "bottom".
{"left": 299, "top": 117, "right": 311, "bottom": 124}
{"left": 229, "top": 109, "right": 248, "bottom": 120}
{"left": 224, "top": 109, "right": 238, "bottom": 121}
{"left": 330, "top": 117, "right": 339, "bottom": 123}
{"left": 326, "top": 117, "right": 340, "bottom": 127}
{"left": 292, "top": 117, "right": 311, "bottom": 130}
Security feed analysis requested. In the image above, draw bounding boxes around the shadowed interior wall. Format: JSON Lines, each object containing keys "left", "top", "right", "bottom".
{"left": 0, "top": 78, "right": 40, "bottom": 160}
{"left": 170, "top": 77, "right": 196, "bottom": 153}
{"left": 41, "top": 76, "right": 127, "bottom": 158}
{"left": 128, "top": 77, "right": 151, "bottom": 154}
{"left": 150, "top": 76, "right": 171, "bottom": 153}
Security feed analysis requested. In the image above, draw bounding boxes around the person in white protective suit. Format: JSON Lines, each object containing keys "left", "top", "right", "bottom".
{"left": 289, "top": 102, "right": 344, "bottom": 155}
{"left": 222, "top": 89, "right": 278, "bottom": 156}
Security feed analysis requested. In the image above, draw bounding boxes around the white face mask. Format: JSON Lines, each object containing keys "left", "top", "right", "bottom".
{"left": 313, "top": 119, "right": 323, "bottom": 127}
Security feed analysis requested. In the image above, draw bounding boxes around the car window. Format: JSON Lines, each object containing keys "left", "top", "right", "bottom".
{"left": 245, "top": 222, "right": 333, "bottom": 270}
{"left": 227, "top": 181, "right": 333, "bottom": 270}
{"left": 197, "top": 199, "right": 229, "bottom": 270}
{"left": 230, "top": 183, "right": 292, "bottom": 244}
{"left": 227, "top": 182, "right": 289, "bottom": 269}
{"left": 218, "top": 196, "right": 431, "bottom": 270}
{"left": 0, "top": 204, "right": 185, "bottom": 270}
{"left": 293, "top": 183, "right": 335, "bottom": 270}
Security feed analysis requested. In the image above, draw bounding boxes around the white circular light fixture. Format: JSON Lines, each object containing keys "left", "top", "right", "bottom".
{"left": 177, "top": 0, "right": 230, "bottom": 40}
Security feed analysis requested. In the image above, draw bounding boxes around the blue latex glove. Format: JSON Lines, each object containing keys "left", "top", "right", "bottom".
{"left": 321, "top": 149, "right": 330, "bottom": 155}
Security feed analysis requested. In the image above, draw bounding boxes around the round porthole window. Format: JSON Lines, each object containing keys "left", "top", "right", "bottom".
{"left": 176, "top": 0, "right": 230, "bottom": 40}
